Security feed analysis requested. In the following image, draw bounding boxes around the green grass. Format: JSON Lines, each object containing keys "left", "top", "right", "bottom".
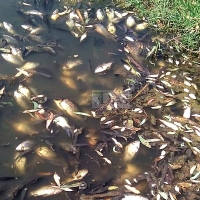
{"left": 122, "top": 0, "right": 200, "bottom": 53}
{"left": 61, "top": 0, "right": 199, "bottom": 54}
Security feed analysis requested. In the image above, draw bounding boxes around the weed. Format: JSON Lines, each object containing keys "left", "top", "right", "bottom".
{"left": 122, "top": 0, "right": 200, "bottom": 53}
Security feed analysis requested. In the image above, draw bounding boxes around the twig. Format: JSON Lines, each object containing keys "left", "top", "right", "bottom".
{"left": 75, "top": 9, "right": 84, "bottom": 24}
{"left": 130, "top": 82, "right": 150, "bottom": 102}
{"left": 94, "top": 98, "right": 111, "bottom": 113}
{"left": 165, "top": 36, "right": 200, "bottom": 54}
{"left": 179, "top": 42, "right": 200, "bottom": 54}
{"left": 165, "top": 35, "right": 181, "bottom": 43}
{"left": 126, "top": 54, "right": 148, "bottom": 74}
{"left": 20, "top": 188, "right": 27, "bottom": 200}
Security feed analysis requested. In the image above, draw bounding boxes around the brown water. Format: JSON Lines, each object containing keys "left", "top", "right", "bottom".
{"left": 0, "top": 1, "right": 156, "bottom": 199}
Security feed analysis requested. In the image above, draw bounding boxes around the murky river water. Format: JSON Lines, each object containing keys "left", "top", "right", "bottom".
{"left": 0, "top": 0, "right": 157, "bottom": 199}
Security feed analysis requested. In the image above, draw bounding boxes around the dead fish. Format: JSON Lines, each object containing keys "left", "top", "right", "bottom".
{"left": 126, "top": 16, "right": 136, "bottom": 28}
{"left": 95, "top": 62, "right": 113, "bottom": 73}
{"left": 15, "top": 68, "right": 33, "bottom": 78}
{"left": 3, "top": 22, "right": 16, "bottom": 34}
{"left": 21, "top": 61, "right": 40, "bottom": 70}
{"left": 105, "top": 7, "right": 115, "bottom": 22}
{"left": 21, "top": 24, "right": 33, "bottom": 31}
{"left": 15, "top": 149, "right": 33, "bottom": 160}
{"left": 61, "top": 180, "right": 87, "bottom": 189}
{"left": 107, "top": 23, "right": 116, "bottom": 35}
{"left": 1, "top": 53, "right": 24, "bottom": 65}
{"left": 51, "top": 8, "right": 71, "bottom": 22}
{"left": 14, "top": 90, "right": 30, "bottom": 109}
{"left": 96, "top": 9, "right": 106, "bottom": 21}
{"left": 24, "top": 45, "right": 55, "bottom": 57}
{"left": 115, "top": 10, "right": 128, "bottom": 18}
{"left": 54, "top": 99, "right": 78, "bottom": 116}
{"left": 16, "top": 140, "right": 34, "bottom": 151}
{"left": 3, "top": 35, "right": 19, "bottom": 46}
{"left": 10, "top": 46, "right": 24, "bottom": 61}
{"left": 18, "top": 84, "right": 31, "bottom": 100}
{"left": 40, "top": 46, "right": 56, "bottom": 54}
{"left": 24, "top": 46, "right": 43, "bottom": 57}
{"left": 135, "top": 22, "right": 148, "bottom": 31}
{"left": 53, "top": 116, "right": 71, "bottom": 128}
{"left": 23, "top": 10, "right": 44, "bottom": 18}
{"left": 72, "top": 169, "right": 88, "bottom": 180}
{"left": 30, "top": 26, "right": 47, "bottom": 35}
{"left": 123, "top": 140, "right": 140, "bottom": 162}
{"left": 31, "top": 94, "right": 47, "bottom": 104}
{"left": 93, "top": 24, "right": 116, "bottom": 42}
{"left": 25, "top": 35, "right": 44, "bottom": 44}
{"left": 29, "top": 185, "right": 63, "bottom": 197}
{"left": 44, "top": 40, "right": 65, "bottom": 50}
{"left": 53, "top": 116, "right": 72, "bottom": 136}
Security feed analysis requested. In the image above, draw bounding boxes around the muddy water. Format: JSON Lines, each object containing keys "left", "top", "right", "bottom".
{"left": 0, "top": 1, "right": 156, "bottom": 199}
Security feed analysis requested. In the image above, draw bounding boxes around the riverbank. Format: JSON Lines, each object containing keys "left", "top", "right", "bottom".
{"left": 120, "top": 0, "right": 200, "bottom": 56}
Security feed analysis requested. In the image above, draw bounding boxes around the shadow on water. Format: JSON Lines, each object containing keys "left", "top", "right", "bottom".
{"left": 0, "top": 0, "right": 160, "bottom": 199}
